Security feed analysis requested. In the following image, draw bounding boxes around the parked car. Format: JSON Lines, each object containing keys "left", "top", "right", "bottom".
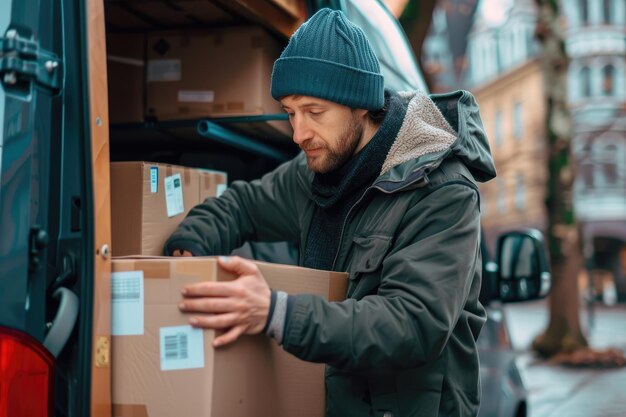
{"left": 477, "top": 229, "right": 551, "bottom": 417}
{"left": 0, "top": 0, "right": 550, "bottom": 416}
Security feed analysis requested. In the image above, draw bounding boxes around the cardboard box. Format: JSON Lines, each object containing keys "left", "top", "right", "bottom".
{"left": 111, "top": 257, "right": 348, "bottom": 417}
{"left": 107, "top": 33, "right": 145, "bottom": 124}
{"left": 110, "top": 162, "right": 227, "bottom": 256}
{"left": 145, "top": 26, "right": 284, "bottom": 120}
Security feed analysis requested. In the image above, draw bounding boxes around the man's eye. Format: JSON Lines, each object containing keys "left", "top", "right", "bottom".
{"left": 309, "top": 111, "right": 323, "bottom": 116}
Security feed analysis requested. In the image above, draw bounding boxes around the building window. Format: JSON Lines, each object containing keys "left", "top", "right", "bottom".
{"left": 515, "top": 174, "right": 525, "bottom": 210}
{"left": 602, "top": 65, "right": 615, "bottom": 95}
{"left": 581, "top": 143, "right": 594, "bottom": 188}
{"left": 525, "top": 26, "right": 534, "bottom": 59}
{"left": 603, "top": 0, "right": 612, "bottom": 24}
{"left": 497, "top": 179, "right": 507, "bottom": 213}
{"left": 600, "top": 144, "right": 618, "bottom": 186}
{"left": 495, "top": 110, "right": 503, "bottom": 147}
{"left": 580, "top": 0, "right": 589, "bottom": 24}
{"left": 581, "top": 66, "right": 591, "bottom": 97}
{"left": 513, "top": 102, "right": 523, "bottom": 141}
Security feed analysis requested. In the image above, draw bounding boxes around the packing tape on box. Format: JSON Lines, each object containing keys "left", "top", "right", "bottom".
{"left": 226, "top": 101, "right": 245, "bottom": 112}
{"left": 113, "top": 404, "right": 149, "bottom": 417}
{"left": 183, "top": 168, "right": 191, "bottom": 185}
{"left": 134, "top": 260, "right": 171, "bottom": 279}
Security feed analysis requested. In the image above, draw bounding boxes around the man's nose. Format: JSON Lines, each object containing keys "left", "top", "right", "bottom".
{"left": 291, "top": 115, "right": 312, "bottom": 145}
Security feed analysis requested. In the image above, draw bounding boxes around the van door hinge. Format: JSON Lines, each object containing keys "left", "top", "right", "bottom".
{"left": 0, "top": 29, "right": 61, "bottom": 90}
{"left": 95, "top": 336, "right": 110, "bottom": 368}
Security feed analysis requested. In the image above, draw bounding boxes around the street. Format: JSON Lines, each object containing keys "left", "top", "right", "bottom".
{"left": 505, "top": 300, "right": 626, "bottom": 417}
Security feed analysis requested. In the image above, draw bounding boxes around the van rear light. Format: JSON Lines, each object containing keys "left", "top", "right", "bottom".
{"left": 0, "top": 326, "right": 54, "bottom": 417}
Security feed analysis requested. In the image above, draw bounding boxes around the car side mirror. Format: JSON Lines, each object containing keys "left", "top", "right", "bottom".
{"left": 496, "top": 229, "right": 551, "bottom": 302}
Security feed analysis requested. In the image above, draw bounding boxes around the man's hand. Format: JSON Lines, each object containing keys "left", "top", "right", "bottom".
{"left": 178, "top": 256, "right": 271, "bottom": 348}
{"left": 172, "top": 249, "right": 193, "bottom": 257}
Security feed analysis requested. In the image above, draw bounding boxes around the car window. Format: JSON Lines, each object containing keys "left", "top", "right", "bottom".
{"left": 342, "top": 0, "right": 428, "bottom": 93}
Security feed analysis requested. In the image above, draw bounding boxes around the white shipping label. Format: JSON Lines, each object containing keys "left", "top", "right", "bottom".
{"left": 147, "top": 59, "right": 181, "bottom": 82}
{"left": 216, "top": 184, "right": 227, "bottom": 198}
{"left": 111, "top": 271, "right": 144, "bottom": 336}
{"left": 160, "top": 325, "right": 205, "bottom": 371}
{"left": 177, "top": 90, "right": 215, "bottom": 103}
{"left": 150, "top": 166, "right": 158, "bottom": 193}
{"left": 164, "top": 173, "right": 184, "bottom": 217}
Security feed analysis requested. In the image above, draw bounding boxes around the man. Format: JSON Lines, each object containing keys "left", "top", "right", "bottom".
{"left": 165, "top": 8, "right": 496, "bottom": 417}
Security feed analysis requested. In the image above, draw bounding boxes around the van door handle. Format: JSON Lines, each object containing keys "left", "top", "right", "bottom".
{"left": 43, "top": 287, "right": 79, "bottom": 357}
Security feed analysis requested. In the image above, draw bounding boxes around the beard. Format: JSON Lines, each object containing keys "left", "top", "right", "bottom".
{"left": 302, "top": 113, "right": 364, "bottom": 174}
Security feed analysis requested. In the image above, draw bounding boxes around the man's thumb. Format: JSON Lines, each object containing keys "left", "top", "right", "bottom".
{"left": 217, "top": 256, "right": 257, "bottom": 276}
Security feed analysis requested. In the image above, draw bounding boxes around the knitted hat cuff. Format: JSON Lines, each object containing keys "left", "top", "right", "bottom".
{"left": 271, "top": 57, "right": 384, "bottom": 110}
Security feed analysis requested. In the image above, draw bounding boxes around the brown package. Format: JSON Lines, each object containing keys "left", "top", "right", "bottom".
{"left": 110, "top": 162, "right": 227, "bottom": 256}
{"left": 146, "top": 26, "right": 284, "bottom": 120}
{"left": 111, "top": 257, "right": 348, "bottom": 417}
{"left": 107, "top": 33, "right": 145, "bottom": 124}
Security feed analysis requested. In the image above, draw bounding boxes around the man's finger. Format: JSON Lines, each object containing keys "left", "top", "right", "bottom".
{"left": 217, "top": 256, "right": 259, "bottom": 277}
{"left": 179, "top": 297, "right": 238, "bottom": 314}
{"left": 182, "top": 281, "right": 242, "bottom": 297}
{"left": 213, "top": 325, "right": 246, "bottom": 347}
{"left": 188, "top": 312, "right": 238, "bottom": 330}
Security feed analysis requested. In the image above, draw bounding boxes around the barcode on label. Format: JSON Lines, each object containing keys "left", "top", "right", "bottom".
{"left": 164, "top": 333, "right": 188, "bottom": 361}
{"left": 112, "top": 276, "right": 141, "bottom": 300}
{"left": 160, "top": 325, "right": 204, "bottom": 370}
{"left": 111, "top": 271, "right": 144, "bottom": 336}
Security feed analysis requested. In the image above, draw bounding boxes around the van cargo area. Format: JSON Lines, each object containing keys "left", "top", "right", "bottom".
{"left": 103, "top": 1, "right": 313, "bottom": 416}
{"left": 105, "top": 0, "right": 302, "bottom": 183}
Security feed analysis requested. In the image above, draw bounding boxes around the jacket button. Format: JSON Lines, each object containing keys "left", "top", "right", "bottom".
{"left": 383, "top": 412, "right": 393, "bottom": 417}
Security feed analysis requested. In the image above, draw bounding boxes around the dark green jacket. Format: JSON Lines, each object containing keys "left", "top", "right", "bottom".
{"left": 165, "top": 90, "right": 496, "bottom": 417}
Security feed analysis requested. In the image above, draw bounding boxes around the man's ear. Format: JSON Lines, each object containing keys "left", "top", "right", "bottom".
{"left": 354, "top": 108, "right": 368, "bottom": 119}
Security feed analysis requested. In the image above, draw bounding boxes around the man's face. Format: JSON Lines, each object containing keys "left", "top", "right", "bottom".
{"left": 280, "top": 95, "right": 366, "bottom": 174}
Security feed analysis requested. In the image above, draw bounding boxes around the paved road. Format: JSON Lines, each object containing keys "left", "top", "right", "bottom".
{"left": 504, "top": 300, "right": 626, "bottom": 417}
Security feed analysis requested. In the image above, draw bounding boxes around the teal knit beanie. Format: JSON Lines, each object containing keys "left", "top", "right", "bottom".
{"left": 271, "top": 8, "right": 384, "bottom": 110}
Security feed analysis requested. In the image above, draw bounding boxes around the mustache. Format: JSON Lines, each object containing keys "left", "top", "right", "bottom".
{"left": 300, "top": 140, "right": 325, "bottom": 151}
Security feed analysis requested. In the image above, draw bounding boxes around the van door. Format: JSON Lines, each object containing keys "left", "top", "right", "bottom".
{"left": 0, "top": 0, "right": 110, "bottom": 416}
{"left": 1, "top": 0, "right": 66, "bottom": 415}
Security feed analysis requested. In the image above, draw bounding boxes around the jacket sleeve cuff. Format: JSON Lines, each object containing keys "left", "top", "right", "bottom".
{"left": 262, "top": 290, "right": 278, "bottom": 334}
{"left": 265, "top": 291, "right": 290, "bottom": 345}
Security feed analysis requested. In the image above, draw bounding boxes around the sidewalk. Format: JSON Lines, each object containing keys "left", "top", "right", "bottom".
{"left": 504, "top": 300, "right": 626, "bottom": 417}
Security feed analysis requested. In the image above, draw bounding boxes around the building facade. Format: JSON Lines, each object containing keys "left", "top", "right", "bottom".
{"left": 424, "top": 0, "right": 626, "bottom": 297}
{"left": 562, "top": 0, "right": 626, "bottom": 298}
{"left": 471, "top": 58, "right": 549, "bottom": 251}
{"left": 464, "top": 0, "right": 548, "bottom": 252}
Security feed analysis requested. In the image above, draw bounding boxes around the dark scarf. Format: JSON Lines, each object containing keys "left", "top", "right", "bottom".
{"left": 303, "top": 91, "right": 405, "bottom": 270}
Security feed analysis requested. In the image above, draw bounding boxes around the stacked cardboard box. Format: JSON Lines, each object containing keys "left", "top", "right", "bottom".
{"left": 111, "top": 257, "right": 347, "bottom": 417}
{"left": 106, "top": 33, "right": 145, "bottom": 124}
{"left": 146, "top": 26, "right": 282, "bottom": 119}
{"left": 110, "top": 162, "right": 227, "bottom": 256}
{"left": 106, "top": 26, "right": 292, "bottom": 138}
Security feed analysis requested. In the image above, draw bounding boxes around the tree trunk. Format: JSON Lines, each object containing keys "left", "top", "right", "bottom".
{"left": 531, "top": 0, "right": 588, "bottom": 357}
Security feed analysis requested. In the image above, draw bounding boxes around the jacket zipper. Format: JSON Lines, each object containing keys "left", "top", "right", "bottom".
{"left": 329, "top": 165, "right": 434, "bottom": 271}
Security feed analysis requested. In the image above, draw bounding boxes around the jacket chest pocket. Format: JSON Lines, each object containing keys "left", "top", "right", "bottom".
{"left": 347, "top": 235, "right": 392, "bottom": 298}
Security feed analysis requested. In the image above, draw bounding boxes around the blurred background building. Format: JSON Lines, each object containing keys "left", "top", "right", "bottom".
{"left": 422, "top": 0, "right": 626, "bottom": 299}
{"left": 563, "top": 0, "right": 626, "bottom": 299}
